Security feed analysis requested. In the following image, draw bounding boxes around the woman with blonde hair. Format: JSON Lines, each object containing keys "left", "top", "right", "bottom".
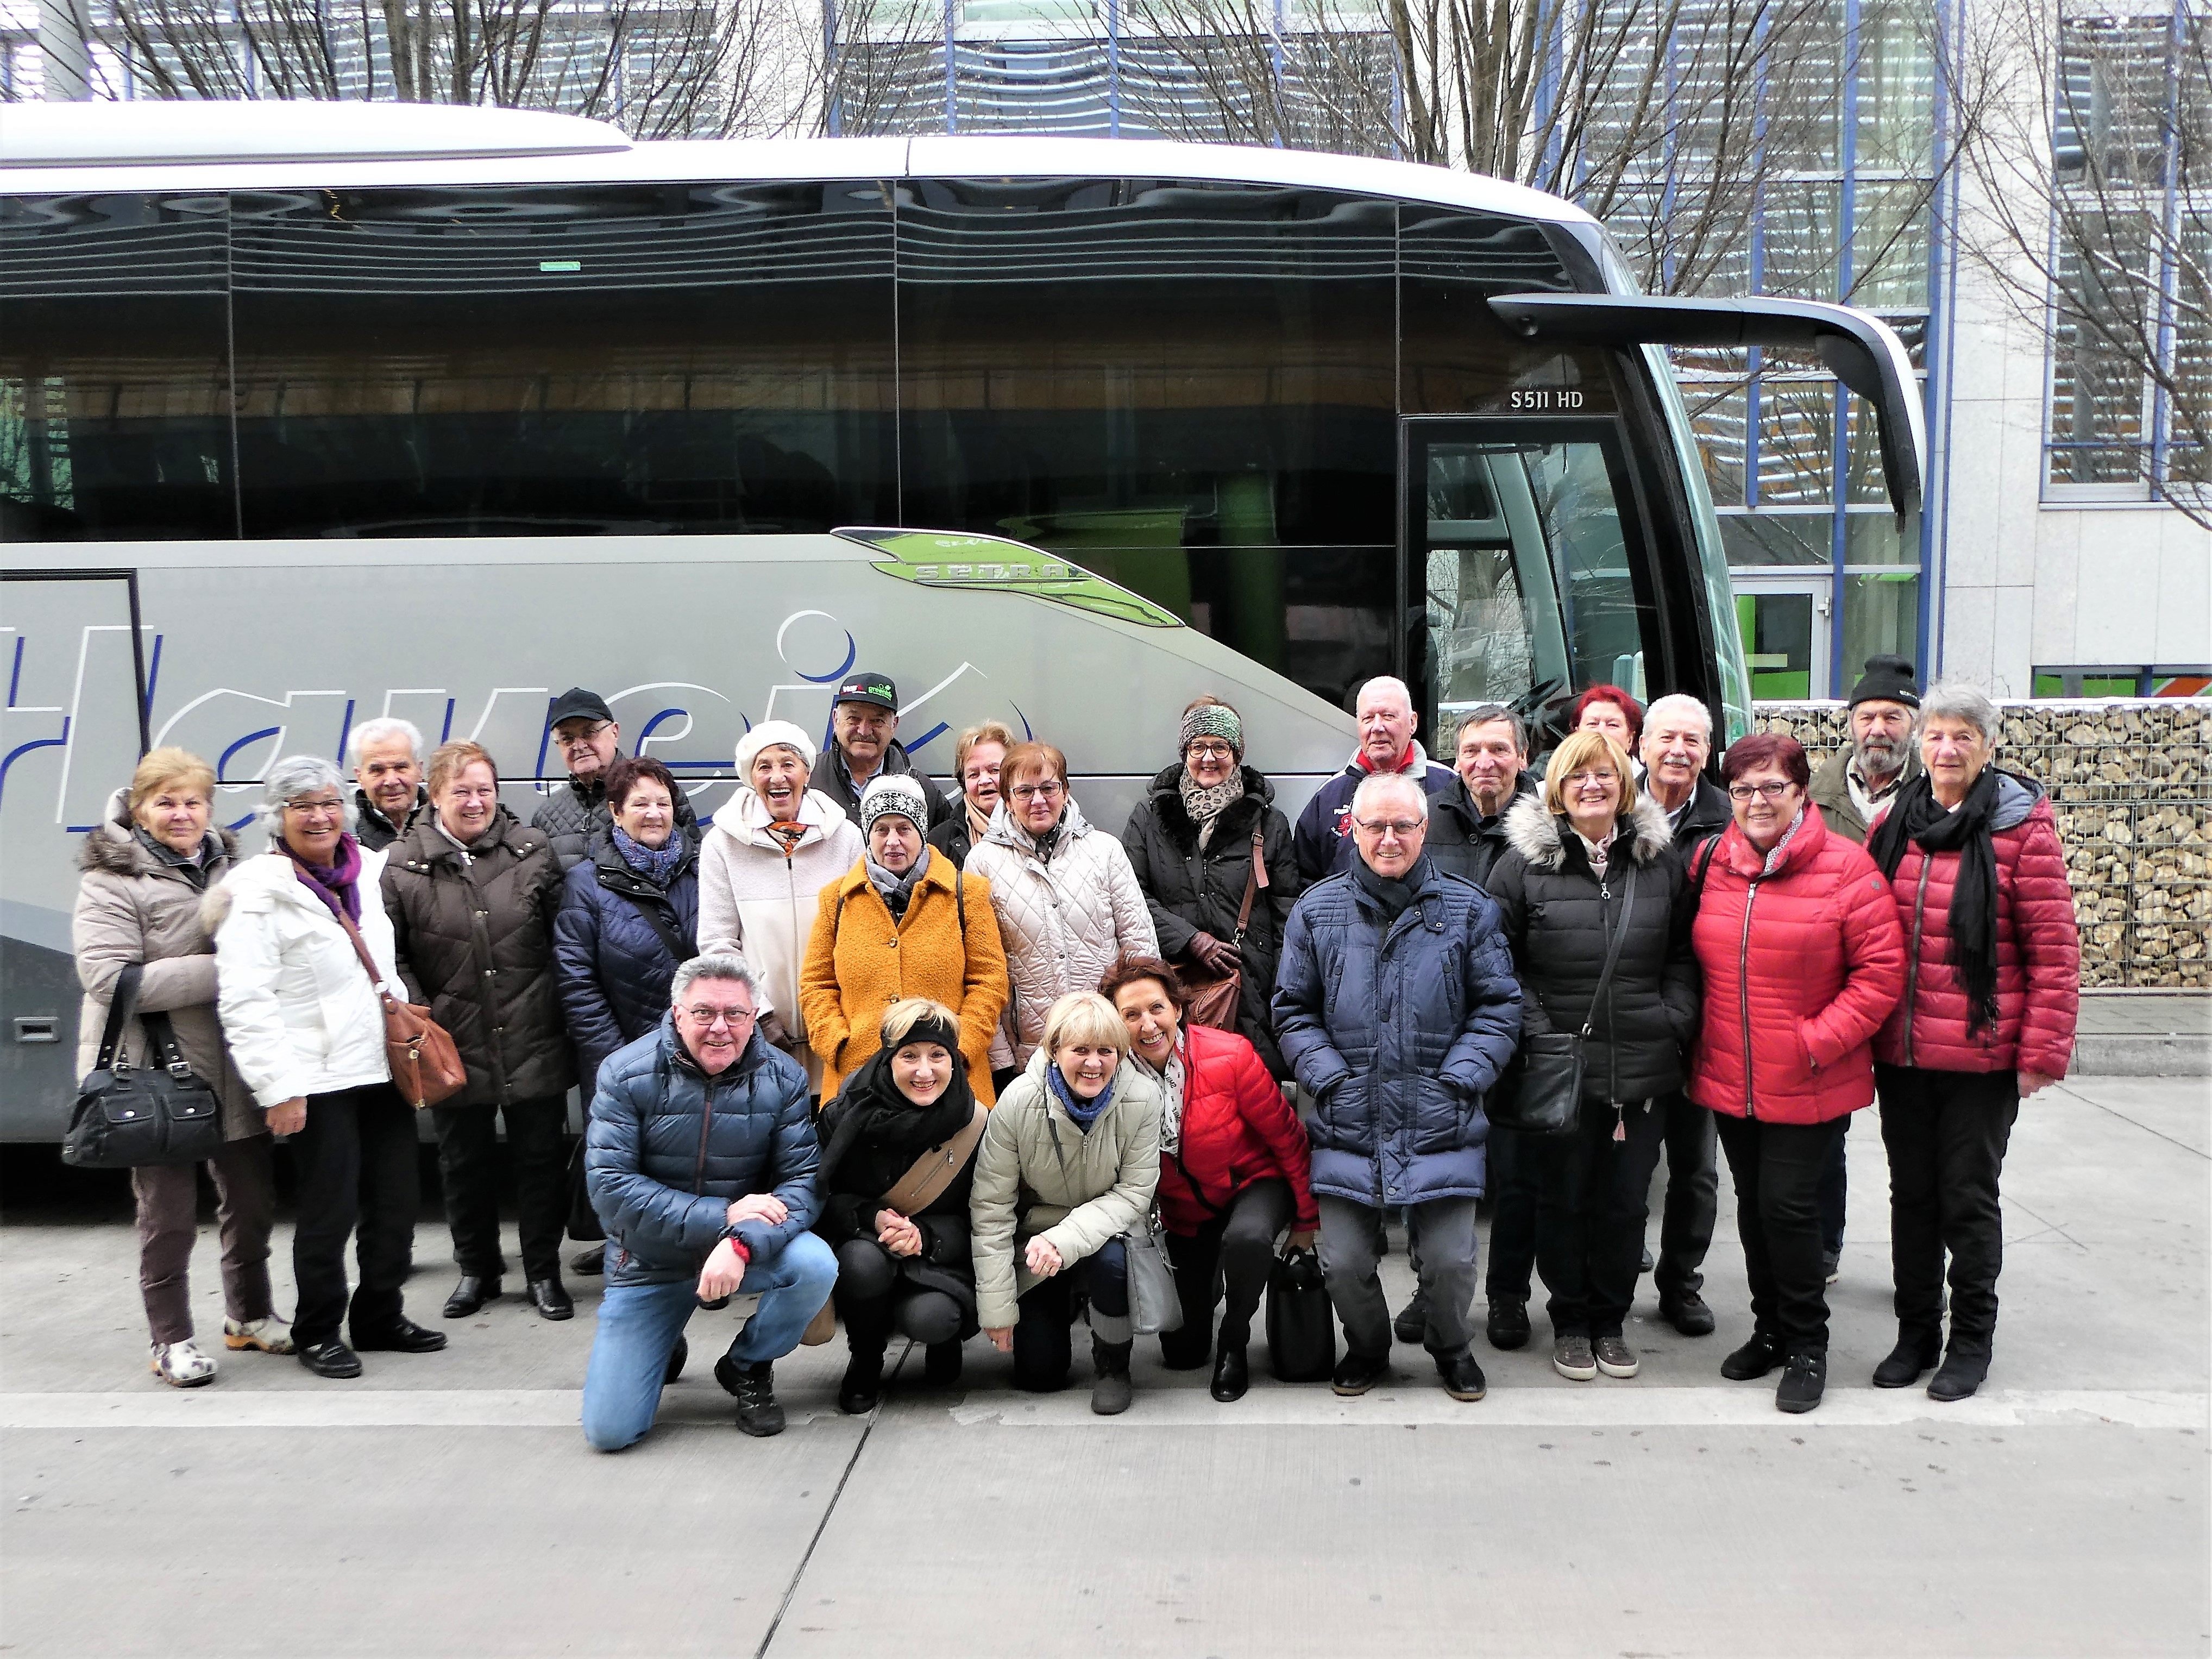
{"left": 74, "top": 747, "right": 289, "bottom": 1386}
{"left": 969, "top": 991, "right": 1162, "bottom": 1413}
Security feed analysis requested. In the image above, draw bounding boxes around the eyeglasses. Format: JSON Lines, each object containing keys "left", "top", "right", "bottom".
{"left": 284, "top": 798, "right": 345, "bottom": 818}
{"left": 1563, "top": 769, "right": 1618, "bottom": 787}
{"left": 681, "top": 1005, "right": 757, "bottom": 1029}
{"left": 556, "top": 722, "right": 612, "bottom": 750}
{"left": 1352, "top": 816, "right": 1423, "bottom": 837}
{"left": 1729, "top": 781, "right": 1796, "bottom": 802}
{"left": 1010, "top": 781, "right": 1064, "bottom": 802}
{"left": 1186, "top": 742, "right": 1236, "bottom": 761}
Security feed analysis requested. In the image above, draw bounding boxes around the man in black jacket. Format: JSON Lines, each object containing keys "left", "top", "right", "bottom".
{"left": 349, "top": 717, "right": 428, "bottom": 852}
{"left": 533, "top": 688, "right": 697, "bottom": 874}
{"left": 808, "top": 670, "right": 951, "bottom": 830}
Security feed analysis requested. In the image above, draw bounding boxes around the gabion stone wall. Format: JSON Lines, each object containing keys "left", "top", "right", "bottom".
{"left": 1752, "top": 700, "right": 2210, "bottom": 990}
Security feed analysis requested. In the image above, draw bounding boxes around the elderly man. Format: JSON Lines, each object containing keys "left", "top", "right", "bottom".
{"left": 1292, "top": 676, "right": 1461, "bottom": 882}
{"left": 808, "top": 670, "right": 950, "bottom": 830}
{"left": 1274, "top": 772, "right": 1522, "bottom": 1401}
{"left": 1640, "top": 694, "right": 1731, "bottom": 846}
{"left": 580, "top": 954, "right": 835, "bottom": 1451}
{"left": 349, "top": 717, "right": 428, "bottom": 852}
{"left": 1811, "top": 656, "right": 1924, "bottom": 845}
{"left": 535, "top": 687, "right": 699, "bottom": 873}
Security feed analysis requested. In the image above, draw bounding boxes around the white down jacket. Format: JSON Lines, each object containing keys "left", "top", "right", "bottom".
{"left": 696, "top": 785, "right": 863, "bottom": 1084}
{"left": 966, "top": 797, "right": 1159, "bottom": 1069}
{"left": 203, "top": 846, "right": 401, "bottom": 1108}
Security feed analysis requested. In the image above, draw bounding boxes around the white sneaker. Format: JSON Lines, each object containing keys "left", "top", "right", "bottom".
{"left": 224, "top": 1315, "right": 294, "bottom": 1355}
{"left": 149, "top": 1339, "right": 217, "bottom": 1387}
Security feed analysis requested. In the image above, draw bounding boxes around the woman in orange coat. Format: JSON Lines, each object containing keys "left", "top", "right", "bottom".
{"left": 800, "top": 775, "right": 1008, "bottom": 1105}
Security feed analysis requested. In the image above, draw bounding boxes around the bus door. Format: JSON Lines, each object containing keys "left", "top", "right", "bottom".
{"left": 1403, "top": 416, "right": 1664, "bottom": 747}
{"left": 0, "top": 568, "right": 151, "bottom": 1138}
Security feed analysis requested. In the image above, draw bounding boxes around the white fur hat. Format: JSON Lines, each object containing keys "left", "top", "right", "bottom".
{"left": 734, "top": 719, "right": 817, "bottom": 777}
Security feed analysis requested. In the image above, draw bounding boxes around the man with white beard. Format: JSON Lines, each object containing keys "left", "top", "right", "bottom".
{"left": 1809, "top": 656, "right": 1924, "bottom": 846}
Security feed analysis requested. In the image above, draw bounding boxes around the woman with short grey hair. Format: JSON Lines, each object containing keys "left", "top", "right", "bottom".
{"left": 207, "top": 754, "right": 447, "bottom": 1379}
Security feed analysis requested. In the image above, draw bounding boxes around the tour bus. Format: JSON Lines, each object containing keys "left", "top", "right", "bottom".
{"left": 0, "top": 102, "right": 1923, "bottom": 1137}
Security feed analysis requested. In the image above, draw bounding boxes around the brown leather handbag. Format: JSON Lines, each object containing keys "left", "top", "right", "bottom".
{"left": 334, "top": 909, "right": 467, "bottom": 1110}
{"left": 1181, "top": 827, "right": 1267, "bottom": 1032}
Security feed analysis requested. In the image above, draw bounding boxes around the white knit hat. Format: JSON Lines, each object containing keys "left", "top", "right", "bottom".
{"left": 734, "top": 719, "right": 816, "bottom": 777}
{"left": 859, "top": 772, "right": 929, "bottom": 835}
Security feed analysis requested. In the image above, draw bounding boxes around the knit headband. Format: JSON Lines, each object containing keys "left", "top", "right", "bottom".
{"left": 1179, "top": 703, "right": 1243, "bottom": 758}
{"left": 889, "top": 1013, "right": 963, "bottom": 1057}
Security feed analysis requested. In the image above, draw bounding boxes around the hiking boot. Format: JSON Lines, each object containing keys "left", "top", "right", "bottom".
{"left": 1552, "top": 1335, "right": 1597, "bottom": 1381}
{"left": 1485, "top": 1298, "right": 1531, "bottom": 1351}
{"left": 731, "top": 1361, "right": 785, "bottom": 1437}
{"left": 1721, "top": 1330, "right": 1787, "bottom": 1381}
{"left": 1593, "top": 1336, "right": 1639, "bottom": 1379}
{"left": 1393, "top": 1290, "right": 1430, "bottom": 1346}
{"left": 1090, "top": 1338, "right": 1133, "bottom": 1416}
{"left": 1776, "top": 1348, "right": 1826, "bottom": 1413}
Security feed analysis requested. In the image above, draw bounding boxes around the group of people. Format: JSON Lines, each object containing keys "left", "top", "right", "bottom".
{"left": 71, "top": 652, "right": 2078, "bottom": 1439}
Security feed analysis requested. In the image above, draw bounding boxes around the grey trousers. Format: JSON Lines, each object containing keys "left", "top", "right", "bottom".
{"left": 131, "top": 1134, "right": 278, "bottom": 1345}
{"left": 1317, "top": 1193, "right": 1480, "bottom": 1359}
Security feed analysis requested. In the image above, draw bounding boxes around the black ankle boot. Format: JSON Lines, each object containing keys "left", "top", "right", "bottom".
{"left": 1928, "top": 1344, "right": 1990, "bottom": 1402}
{"left": 923, "top": 1339, "right": 964, "bottom": 1387}
{"left": 1871, "top": 1327, "right": 1942, "bottom": 1389}
{"left": 1091, "top": 1338, "right": 1133, "bottom": 1416}
{"left": 839, "top": 1344, "right": 886, "bottom": 1415}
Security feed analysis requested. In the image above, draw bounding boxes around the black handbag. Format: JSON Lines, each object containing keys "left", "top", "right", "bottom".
{"left": 1265, "top": 1243, "right": 1337, "bottom": 1382}
{"left": 62, "top": 965, "right": 225, "bottom": 1170}
{"left": 565, "top": 1137, "right": 605, "bottom": 1242}
{"left": 1489, "top": 864, "right": 1638, "bottom": 1138}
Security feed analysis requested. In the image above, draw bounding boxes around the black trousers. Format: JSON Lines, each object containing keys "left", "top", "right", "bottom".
{"left": 291, "top": 1083, "right": 420, "bottom": 1348}
{"left": 1158, "top": 1178, "right": 1294, "bottom": 1367}
{"left": 1535, "top": 1098, "right": 1668, "bottom": 1340}
{"left": 1876, "top": 1064, "right": 2020, "bottom": 1353}
{"left": 1012, "top": 1240, "right": 1129, "bottom": 1391}
{"left": 1817, "top": 1122, "right": 1849, "bottom": 1258}
{"left": 1484, "top": 1124, "right": 1540, "bottom": 1302}
{"left": 430, "top": 1094, "right": 569, "bottom": 1282}
{"left": 833, "top": 1237, "right": 966, "bottom": 1353}
{"left": 1714, "top": 1112, "right": 1849, "bottom": 1355}
{"left": 1653, "top": 1091, "right": 1718, "bottom": 1300}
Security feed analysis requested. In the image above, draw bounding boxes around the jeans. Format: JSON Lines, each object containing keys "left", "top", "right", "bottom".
{"left": 833, "top": 1237, "right": 966, "bottom": 1354}
{"left": 1159, "top": 1178, "right": 1294, "bottom": 1367}
{"left": 1653, "top": 1091, "right": 1718, "bottom": 1301}
{"left": 131, "top": 1135, "right": 277, "bottom": 1345}
{"left": 1876, "top": 1064, "right": 2020, "bottom": 1353}
{"left": 1484, "top": 1126, "right": 1539, "bottom": 1303}
{"left": 581, "top": 1231, "right": 838, "bottom": 1451}
{"left": 1011, "top": 1240, "right": 1129, "bottom": 1391}
{"left": 1535, "top": 1097, "right": 1667, "bottom": 1341}
{"left": 291, "top": 1084, "right": 421, "bottom": 1349}
{"left": 1318, "top": 1194, "right": 1479, "bottom": 1358}
{"left": 430, "top": 1095, "right": 569, "bottom": 1282}
{"left": 1714, "top": 1113, "right": 1849, "bottom": 1355}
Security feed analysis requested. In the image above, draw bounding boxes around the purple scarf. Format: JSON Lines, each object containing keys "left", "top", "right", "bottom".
{"left": 282, "top": 833, "right": 364, "bottom": 926}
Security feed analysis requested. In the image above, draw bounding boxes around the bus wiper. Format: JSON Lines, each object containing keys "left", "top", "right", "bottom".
{"left": 1486, "top": 292, "right": 1925, "bottom": 526}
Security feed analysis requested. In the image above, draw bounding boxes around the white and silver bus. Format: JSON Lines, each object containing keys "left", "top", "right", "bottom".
{"left": 0, "top": 101, "right": 1922, "bottom": 1136}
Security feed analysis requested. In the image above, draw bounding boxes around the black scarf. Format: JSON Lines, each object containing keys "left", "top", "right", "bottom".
{"left": 1352, "top": 853, "right": 1427, "bottom": 924}
{"left": 815, "top": 1044, "right": 976, "bottom": 1187}
{"left": 1869, "top": 766, "right": 2001, "bottom": 1035}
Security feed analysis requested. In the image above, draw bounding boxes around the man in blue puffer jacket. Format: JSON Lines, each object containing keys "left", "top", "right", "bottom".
{"left": 581, "top": 953, "right": 834, "bottom": 1450}
{"left": 1273, "top": 774, "right": 1521, "bottom": 1404}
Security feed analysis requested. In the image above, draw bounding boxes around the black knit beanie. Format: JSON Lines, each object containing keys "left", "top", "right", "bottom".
{"left": 1847, "top": 654, "right": 1921, "bottom": 709}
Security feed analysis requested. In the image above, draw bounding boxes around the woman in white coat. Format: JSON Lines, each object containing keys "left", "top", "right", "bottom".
{"left": 696, "top": 720, "right": 864, "bottom": 1091}
{"left": 206, "top": 756, "right": 447, "bottom": 1380}
{"left": 967, "top": 742, "right": 1158, "bottom": 1086}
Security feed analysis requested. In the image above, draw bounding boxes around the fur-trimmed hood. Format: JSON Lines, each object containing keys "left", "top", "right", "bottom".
{"left": 1503, "top": 791, "right": 1674, "bottom": 872}
{"left": 78, "top": 785, "right": 238, "bottom": 878}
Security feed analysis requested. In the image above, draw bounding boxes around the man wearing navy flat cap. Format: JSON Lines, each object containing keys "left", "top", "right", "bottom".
{"left": 1811, "top": 655, "right": 1925, "bottom": 846}
{"left": 809, "top": 671, "right": 952, "bottom": 832}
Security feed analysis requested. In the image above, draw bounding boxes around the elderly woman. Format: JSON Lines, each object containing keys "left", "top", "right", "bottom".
{"left": 1688, "top": 733, "right": 1905, "bottom": 1414}
{"left": 815, "top": 998, "right": 987, "bottom": 1413}
{"left": 926, "top": 721, "right": 1016, "bottom": 871}
{"left": 800, "top": 774, "right": 1007, "bottom": 1107}
{"left": 698, "top": 720, "right": 863, "bottom": 1089}
{"left": 971, "top": 991, "right": 1163, "bottom": 1414}
{"left": 969, "top": 743, "right": 1158, "bottom": 1082}
{"left": 1569, "top": 686, "right": 1645, "bottom": 757}
{"left": 1120, "top": 697, "right": 1302, "bottom": 1077}
{"left": 384, "top": 741, "right": 574, "bottom": 1323}
{"left": 1866, "top": 683, "right": 2079, "bottom": 1402}
{"left": 208, "top": 755, "right": 445, "bottom": 1379}
{"left": 73, "top": 749, "right": 288, "bottom": 1386}
{"left": 1487, "top": 731, "right": 1699, "bottom": 1384}
{"left": 1103, "top": 957, "right": 1317, "bottom": 1403}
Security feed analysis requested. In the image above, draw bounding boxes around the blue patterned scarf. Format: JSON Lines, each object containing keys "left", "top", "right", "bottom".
{"left": 612, "top": 824, "right": 686, "bottom": 887}
{"left": 1046, "top": 1058, "right": 1115, "bottom": 1131}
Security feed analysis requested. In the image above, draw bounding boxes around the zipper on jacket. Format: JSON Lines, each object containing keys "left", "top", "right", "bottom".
{"left": 693, "top": 1069, "right": 717, "bottom": 1195}
{"left": 1902, "top": 858, "right": 1933, "bottom": 1067}
{"left": 1737, "top": 880, "right": 1761, "bottom": 1120}
{"left": 1597, "top": 872, "right": 1620, "bottom": 1106}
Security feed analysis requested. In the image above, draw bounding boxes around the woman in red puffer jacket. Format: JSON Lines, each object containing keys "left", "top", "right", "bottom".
{"left": 1863, "top": 683, "right": 2080, "bottom": 1406}
{"left": 1688, "top": 734, "right": 1905, "bottom": 1415}
{"left": 1103, "top": 955, "right": 1319, "bottom": 1403}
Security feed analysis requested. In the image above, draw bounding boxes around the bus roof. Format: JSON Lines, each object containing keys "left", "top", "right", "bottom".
{"left": 0, "top": 100, "right": 1595, "bottom": 225}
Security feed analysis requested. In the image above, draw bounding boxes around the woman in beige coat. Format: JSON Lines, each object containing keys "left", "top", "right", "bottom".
{"left": 970, "top": 992, "right": 1162, "bottom": 1414}
{"left": 72, "top": 749, "right": 290, "bottom": 1386}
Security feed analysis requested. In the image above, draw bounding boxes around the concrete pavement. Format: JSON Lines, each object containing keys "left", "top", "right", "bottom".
{"left": 3, "top": 1073, "right": 2206, "bottom": 1657}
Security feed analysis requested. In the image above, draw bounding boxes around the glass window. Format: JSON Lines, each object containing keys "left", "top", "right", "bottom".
{"left": 1842, "top": 570, "right": 1918, "bottom": 674}
{"left": 1721, "top": 511, "right": 1832, "bottom": 565}
{"left": 1856, "top": 6, "right": 1936, "bottom": 173}
{"left": 1685, "top": 381, "right": 1749, "bottom": 507}
{"left": 1756, "top": 377, "right": 1836, "bottom": 504}
{"left": 1736, "top": 589, "right": 1817, "bottom": 700}
{"left": 1842, "top": 508, "right": 1915, "bottom": 565}
{"left": 1762, "top": 181, "right": 1842, "bottom": 301}
{"left": 229, "top": 183, "right": 898, "bottom": 537}
{"left": 1851, "top": 180, "right": 1930, "bottom": 312}
{"left": 0, "top": 193, "right": 235, "bottom": 541}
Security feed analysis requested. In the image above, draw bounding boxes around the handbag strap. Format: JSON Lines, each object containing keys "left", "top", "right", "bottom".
{"left": 93, "top": 964, "right": 144, "bottom": 1070}
{"left": 619, "top": 887, "right": 695, "bottom": 965}
{"left": 1577, "top": 863, "right": 1638, "bottom": 1040}
{"left": 879, "top": 1103, "right": 988, "bottom": 1217}
{"left": 1230, "top": 827, "right": 1266, "bottom": 944}
{"left": 330, "top": 903, "right": 399, "bottom": 1007}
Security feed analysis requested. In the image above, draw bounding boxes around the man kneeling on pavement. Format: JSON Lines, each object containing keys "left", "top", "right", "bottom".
{"left": 580, "top": 953, "right": 836, "bottom": 1451}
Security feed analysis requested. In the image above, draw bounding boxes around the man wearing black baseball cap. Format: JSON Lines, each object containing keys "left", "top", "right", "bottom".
{"left": 809, "top": 670, "right": 950, "bottom": 831}
{"left": 532, "top": 688, "right": 699, "bottom": 873}
{"left": 1809, "top": 653, "right": 1924, "bottom": 846}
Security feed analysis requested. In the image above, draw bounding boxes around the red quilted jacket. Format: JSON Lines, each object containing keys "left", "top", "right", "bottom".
{"left": 1155, "top": 1022, "right": 1321, "bottom": 1236}
{"left": 1688, "top": 806, "right": 1907, "bottom": 1124}
{"left": 1869, "top": 778, "right": 2081, "bottom": 1078}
